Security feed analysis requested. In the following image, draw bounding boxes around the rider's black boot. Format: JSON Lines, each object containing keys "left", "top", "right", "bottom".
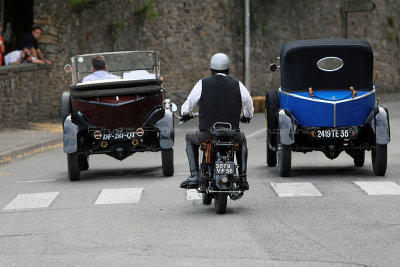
{"left": 180, "top": 144, "right": 199, "bottom": 189}
{"left": 237, "top": 145, "right": 249, "bottom": 190}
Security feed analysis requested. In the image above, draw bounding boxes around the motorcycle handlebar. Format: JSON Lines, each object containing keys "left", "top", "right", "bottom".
{"left": 177, "top": 113, "right": 251, "bottom": 124}
{"left": 177, "top": 112, "right": 199, "bottom": 124}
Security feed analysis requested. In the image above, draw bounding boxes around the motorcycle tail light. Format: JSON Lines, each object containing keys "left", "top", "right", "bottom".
{"left": 221, "top": 177, "right": 228, "bottom": 183}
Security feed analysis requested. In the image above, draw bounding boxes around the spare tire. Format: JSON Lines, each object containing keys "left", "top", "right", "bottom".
{"left": 61, "top": 91, "right": 72, "bottom": 124}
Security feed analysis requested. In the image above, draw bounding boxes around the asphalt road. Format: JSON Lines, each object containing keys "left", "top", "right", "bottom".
{"left": 0, "top": 101, "right": 399, "bottom": 267}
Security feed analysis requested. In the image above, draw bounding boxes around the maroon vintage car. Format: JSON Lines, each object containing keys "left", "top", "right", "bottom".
{"left": 61, "top": 51, "right": 177, "bottom": 181}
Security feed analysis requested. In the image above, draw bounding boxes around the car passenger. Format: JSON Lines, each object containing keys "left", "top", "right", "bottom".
{"left": 82, "top": 55, "right": 120, "bottom": 82}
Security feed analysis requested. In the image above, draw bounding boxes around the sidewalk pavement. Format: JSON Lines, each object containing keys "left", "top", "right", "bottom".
{"left": 0, "top": 122, "right": 62, "bottom": 164}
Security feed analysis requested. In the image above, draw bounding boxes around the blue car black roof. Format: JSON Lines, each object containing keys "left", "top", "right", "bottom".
{"left": 280, "top": 39, "right": 374, "bottom": 92}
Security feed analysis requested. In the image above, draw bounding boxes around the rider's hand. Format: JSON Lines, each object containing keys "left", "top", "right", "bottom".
{"left": 180, "top": 113, "right": 192, "bottom": 122}
{"left": 240, "top": 115, "right": 251, "bottom": 123}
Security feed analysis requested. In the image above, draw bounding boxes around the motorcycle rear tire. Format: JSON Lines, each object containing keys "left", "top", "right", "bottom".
{"left": 214, "top": 192, "right": 228, "bottom": 214}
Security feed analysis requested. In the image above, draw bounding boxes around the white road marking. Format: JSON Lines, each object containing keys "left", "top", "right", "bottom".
{"left": 174, "top": 172, "right": 190, "bottom": 175}
{"left": 95, "top": 188, "right": 144, "bottom": 205}
{"left": 3, "top": 192, "right": 60, "bottom": 210}
{"left": 186, "top": 189, "right": 202, "bottom": 200}
{"left": 354, "top": 181, "right": 400, "bottom": 195}
{"left": 16, "top": 179, "right": 57, "bottom": 184}
{"left": 271, "top": 182, "right": 323, "bottom": 197}
{"left": 246, "top": 127, "right": 266, "bottom": 139}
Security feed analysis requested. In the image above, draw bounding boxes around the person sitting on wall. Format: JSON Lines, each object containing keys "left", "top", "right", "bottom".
{"left": 18, "top": 25, "right": 51, "bottom": 64}
{"left": 4, "top": 47, "right": 44, "bottom": 65}
{"left": 82, "top": 55, "right": 121, "bottom": 82}
{"left": 0, "top": 21, "right": 5, "bottom": 66}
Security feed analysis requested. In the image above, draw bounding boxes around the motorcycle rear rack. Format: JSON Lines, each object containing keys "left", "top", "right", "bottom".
{"left": 208, "top": 190, "right": 243, "bottom": 193}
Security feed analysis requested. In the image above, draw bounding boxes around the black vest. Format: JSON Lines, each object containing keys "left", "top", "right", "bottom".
{"left": 199, "top": 75, "right": 242, "bottom": 131}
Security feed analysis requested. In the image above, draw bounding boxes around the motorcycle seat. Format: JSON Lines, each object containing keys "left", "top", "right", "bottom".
{"left": 211, "top": 128, "right": 237, "bottom": 138}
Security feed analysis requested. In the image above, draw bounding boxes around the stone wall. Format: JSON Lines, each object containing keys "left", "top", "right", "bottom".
{"left": 0, "top": 64, "right": 53, "bottom": 128}
{"left": 1, "top": 0, "right": 399, "bottom": 129}
{"left": 250, "top": 0, "right": 400, "bottom": 96}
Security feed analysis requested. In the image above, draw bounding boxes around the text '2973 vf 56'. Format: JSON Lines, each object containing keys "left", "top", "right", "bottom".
{"left": 215, "top": 161, "right": 235, "bottom": 175}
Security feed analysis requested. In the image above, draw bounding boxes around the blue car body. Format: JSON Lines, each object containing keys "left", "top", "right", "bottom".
{"left": 266, "top": 39, "right": 390, "bottom": 176}
{"left": 279, "top": 89, "right": 375, "bottom": 127}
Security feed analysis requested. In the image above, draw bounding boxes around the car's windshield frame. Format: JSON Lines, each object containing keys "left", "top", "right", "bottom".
{"left": 70, "top": 51, "right": 160, "bottom": 85}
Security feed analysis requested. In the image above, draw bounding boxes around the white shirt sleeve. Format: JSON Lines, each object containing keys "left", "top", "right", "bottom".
{"left": 239, "top": 81, "right": 254, "bottom": 118}
{"left": 181, "top": 80, "right": 202, "bottom": 115}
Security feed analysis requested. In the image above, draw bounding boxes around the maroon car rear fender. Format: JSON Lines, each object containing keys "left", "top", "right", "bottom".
{"left": 155, "top": 109, "right": 174, "bottom": 149}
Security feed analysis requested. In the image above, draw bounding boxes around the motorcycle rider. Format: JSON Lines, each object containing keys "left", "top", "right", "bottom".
{"left": 180, "top": 53, "right": 254, "bottom": 190}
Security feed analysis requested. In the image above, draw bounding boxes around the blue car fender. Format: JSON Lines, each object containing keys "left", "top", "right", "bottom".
{"left": 155, "top": 109, "right": 174, "bottom": 149}
{"left": 278, "top": 109, "right": 296, "bottom": 145}
{"left": 366, "top": 107, "right": 390, "bottom": 145}
{"left": 63, "top": 115, "right": 78, "bottom": 153}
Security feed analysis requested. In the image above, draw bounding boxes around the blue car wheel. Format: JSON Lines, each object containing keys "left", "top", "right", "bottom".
{"left": 277, "top": 133, "right": 291, "bottom": 177}
{"left": 372, "top": 144, "right": 387, "bottom": 176}
{"left": 265, "top": 90, "right": 279, "bottom": 166}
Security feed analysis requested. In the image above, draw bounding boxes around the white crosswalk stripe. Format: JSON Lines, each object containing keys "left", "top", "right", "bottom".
{"left": 3, "top": 181, "right": 400, "bottom": 210}
{"left": 3, "top": 192, "right": 60, "bottom": 210}
{"left": 186, "top": 189, "right": 202, "bottom": 200}
{"left": 95, "top": 188, "right": 144, "bottom": 205}
{"left": 271, "top": 182, "right": 323, "bottom": 197}
{"left": 354, "top": 181, "right": 400, "bottom": 195}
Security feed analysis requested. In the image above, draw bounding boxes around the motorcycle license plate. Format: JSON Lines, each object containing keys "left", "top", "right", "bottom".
{"left": 310, "top": 128, "right": 357, "bottom": 139}
{"left": 215, "top": 161, "right": 235, "bottom": 175}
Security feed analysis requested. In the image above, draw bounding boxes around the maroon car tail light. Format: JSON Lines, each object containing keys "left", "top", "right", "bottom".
{"left": 136, "top": 128, "right": 144, "bottom": 137}
{"left": 93, "top": 131, "right": 102, "bottom": 140}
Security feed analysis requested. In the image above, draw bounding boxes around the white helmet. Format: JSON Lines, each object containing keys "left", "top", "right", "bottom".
{"left": 210, "top": 53, "right": 230, "bottom": 71}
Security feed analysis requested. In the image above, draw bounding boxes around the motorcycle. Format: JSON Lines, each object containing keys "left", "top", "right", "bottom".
{"left": 179, "top": 113, "right": 246, "bottom": 214}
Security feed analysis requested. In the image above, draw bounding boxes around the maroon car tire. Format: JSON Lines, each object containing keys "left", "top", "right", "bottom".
{"left": 67, "top": 153, "right": 81, "bottom": 181}
{"left": 161, "top": 149, "right": 174, "bottom": 177}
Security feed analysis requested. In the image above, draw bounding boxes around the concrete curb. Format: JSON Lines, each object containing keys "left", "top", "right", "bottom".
{"left": 0, "top": 137, "right": 62, "bottom": 165}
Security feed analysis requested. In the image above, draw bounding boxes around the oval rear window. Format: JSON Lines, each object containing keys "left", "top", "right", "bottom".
{"left": 317, "top": 57, "right": 344, "bottom": 72}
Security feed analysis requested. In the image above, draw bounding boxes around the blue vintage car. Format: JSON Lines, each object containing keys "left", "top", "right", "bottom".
{"left": 265, "top": 39, "right": 390, "bottom": 177}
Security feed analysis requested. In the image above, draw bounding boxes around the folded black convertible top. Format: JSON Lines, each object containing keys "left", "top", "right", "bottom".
{"left": 69, "top": 79, "right": 163, "bottom": 98}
